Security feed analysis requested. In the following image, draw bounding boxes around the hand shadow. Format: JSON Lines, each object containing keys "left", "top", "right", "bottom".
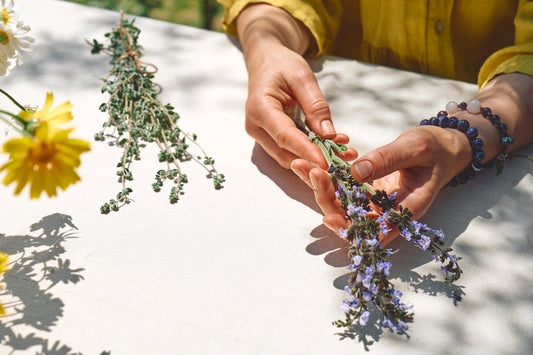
{"left": 251, "top": 140, "right": 533, "bottom": 348}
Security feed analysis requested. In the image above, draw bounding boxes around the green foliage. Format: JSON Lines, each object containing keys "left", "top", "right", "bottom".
{"left": 65, "top": 0, "right": 224, "bottom": 30}
{"left": 92, "top": 13, "right": 224, "bottom": 214}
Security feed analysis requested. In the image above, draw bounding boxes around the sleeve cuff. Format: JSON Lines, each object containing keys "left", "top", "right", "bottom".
{"left": 219, "top": 0, "right": 339, "bottom": 56}
{"left": 478, "top": 43, "right": 533, "bottom": 88}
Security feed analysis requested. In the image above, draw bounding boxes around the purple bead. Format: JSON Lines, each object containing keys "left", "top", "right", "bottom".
{"left": 466, "top": 127, "right": 479, "bottom": 139}
{"left": 490, "top": 114, "right": 500, "bottom": 124}
{"left": 471, "top": 137, "right": 483, "bottom": 151}
{"left": 419, "top": 119, "right": 430, "bottom": 126}
{"left": 457, "top": 120, "right": 470, "bottom": 132}
{"left": 439, "top": 116, "right": 450, "bottom": 128}
{"left": 481, "top": 107, "right": 492, "bottom": 118}
{"left": 501, "top": 136, "right": 514, "bottom": 147}
{"left": 459, "top": 102, "right": 467, "bottom": 110}
{"left": 498, "top": 123, "right": 508, "bottom": 135}
{"left": 448, "top": 116, "right": 459, "bottom": 128}
{"left": 473, "top": 150, "right": 486, "bottom": 162}
{"left": 437, "top": 110, "right": 448, "bottom": 117}
{"left": 429, "top": 116, "right": 440, "bottom": 126}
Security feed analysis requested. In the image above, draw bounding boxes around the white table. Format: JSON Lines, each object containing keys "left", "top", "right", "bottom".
{"left": 0, "top": 1, "right": 532, "bottom": 354}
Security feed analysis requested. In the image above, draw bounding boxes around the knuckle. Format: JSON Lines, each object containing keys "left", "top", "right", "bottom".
{"left": 274, "top": 129, "right": 291, "bottom": 149}
{"left": 307, "top": 99, "right": 331, "bottom": 119}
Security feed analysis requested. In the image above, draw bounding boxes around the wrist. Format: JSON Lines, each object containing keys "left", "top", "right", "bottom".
{"left": 236, "top": 4, "right": 311, "bottom": 57}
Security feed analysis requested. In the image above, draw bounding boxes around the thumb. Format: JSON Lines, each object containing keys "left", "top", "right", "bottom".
{"left": 351, "top": 133, "right": 423, "bottom": 182}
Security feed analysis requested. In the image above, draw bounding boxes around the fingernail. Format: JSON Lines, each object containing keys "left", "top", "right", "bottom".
{"left": 353, "top": 160, "right": 373, "bottom": 180}
{"left": 320, "top": 120, "right": 335, "bottom": 136}
{"left": 309, "top": 173, "right": 318, "bottom": 190}
{"left": 292, "top": 167, "right": 306, "bottom": 180}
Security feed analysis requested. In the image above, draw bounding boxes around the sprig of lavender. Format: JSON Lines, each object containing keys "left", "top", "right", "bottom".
{"left": 309, "top": 132, "right": 463, "bottom": 334}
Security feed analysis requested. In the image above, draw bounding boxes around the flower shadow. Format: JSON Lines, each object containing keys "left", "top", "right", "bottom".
{"left": 0, "top": 213, "right": 107, "bottom": 354}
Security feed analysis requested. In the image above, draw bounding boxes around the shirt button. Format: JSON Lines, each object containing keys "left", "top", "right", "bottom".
{"left": 435, "top": 20, "right": 444, "bottom": 34}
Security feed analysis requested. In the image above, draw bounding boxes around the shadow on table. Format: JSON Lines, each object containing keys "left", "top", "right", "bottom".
{"left": 0, "top": 213, "right": 110, "bottom": 355}
{"left": 251, "top": 137, "right": 533, "bottom": 349}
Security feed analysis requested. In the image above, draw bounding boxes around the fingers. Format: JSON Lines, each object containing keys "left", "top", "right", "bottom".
{"left": 350, "top": 128, "right": 428, "bottom": 182}
{"left": 246, "top": 98, "right": 327, "bottom": 168}
{"left": 287, "top": 68, "right": 336, "bottom": 139}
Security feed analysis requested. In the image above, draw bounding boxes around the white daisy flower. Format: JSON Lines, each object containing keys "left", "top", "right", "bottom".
{"left": 0, "top": 20, "right": 33, "bottom": 58}
{"left": 0, "top": 0, "right": 18, "bottom": 26}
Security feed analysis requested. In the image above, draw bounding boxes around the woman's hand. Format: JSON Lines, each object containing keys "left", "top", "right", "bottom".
{"left": 292, "top": 126, "right": 472, "bottom": 244}
{"left": 236, "top": 4, "right": 357, "bottom": 169}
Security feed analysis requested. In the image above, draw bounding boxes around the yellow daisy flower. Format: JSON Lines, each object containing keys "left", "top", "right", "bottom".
{"left": 19, "top": 92, "right": 73, "bottom": 127}
{"left": 0, "top": 122, "right": 90, "bottom": 198}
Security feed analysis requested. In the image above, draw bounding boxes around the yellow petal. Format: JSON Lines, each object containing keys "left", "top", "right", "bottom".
{"left": 43, "top": 101, "right": 74, "bottom": 125}
{"left": 39, "top": 92, "right": 54, "bottom": 115}
{"left": 29, "top": 167, "right": 44, "bottom": 199}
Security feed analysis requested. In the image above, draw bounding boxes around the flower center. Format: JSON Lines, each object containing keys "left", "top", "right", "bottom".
{"left": 30, "top": 140, "right": 56, "bottom": 167}
{"left": 0, "top": 9, "right": 10, "bottom": 25}
{"left": 0, "top": 30, "right": 9, "bottom": 45}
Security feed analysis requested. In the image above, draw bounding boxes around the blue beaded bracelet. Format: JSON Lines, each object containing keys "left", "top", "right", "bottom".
{"left": 419, "top": 100, "right": 514, "bottom": 186}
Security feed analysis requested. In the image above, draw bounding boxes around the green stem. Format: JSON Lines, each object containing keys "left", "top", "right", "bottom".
{"left": 0, "top": 110, "right": 31, "bottom": 137}
{"left": 0, "top": 88, "right": 26, "bottom": 111}
{"left": 312, "top": 135, "right": 376, "bottom": 196}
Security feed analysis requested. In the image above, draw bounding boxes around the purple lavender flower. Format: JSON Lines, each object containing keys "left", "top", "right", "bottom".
{"left": 352, "top": 254, "right": 363, "bottom": 266}
{"left": 417, "top": 234, "right": 431, "bottom": 250}
{"left": 401, "top": 227, "right": 412, "bottom": 241}
{"left": 382, "top": 318, "right": 394, "bottom": 329}
{"left": 359, "top": 311, "right": 370, "bottom": 326}
{"left": 362, "top": 291, "right": 372, "bottom": 302}
{"left": 376, "top": 261, "right": 392, "bottom": 276}
{"left": 339, "top": 227, "right": 348, "bottom": 239}
{"left": 341, "top": 301, "right": 351, "bottom": 314}
{"left": 362, "top": 275, "right": 373, "bottom": 289}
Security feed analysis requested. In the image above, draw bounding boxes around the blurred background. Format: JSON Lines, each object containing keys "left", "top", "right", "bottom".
{"left": 63, "top": 0, "right": 224, "bottom": 30}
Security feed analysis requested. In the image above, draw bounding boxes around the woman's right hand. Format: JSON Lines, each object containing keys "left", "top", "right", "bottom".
{"left": 236, "top": 4, "right": 357, "bottom": 169}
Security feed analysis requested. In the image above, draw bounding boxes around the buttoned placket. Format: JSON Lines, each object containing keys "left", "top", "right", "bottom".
{"left": 426, "top": 0, "right": 455, "bottom": 78}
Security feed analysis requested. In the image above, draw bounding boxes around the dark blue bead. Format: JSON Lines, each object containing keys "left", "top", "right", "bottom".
{"left": 438, "top": 110, "right": 447, "bottom": 117}
{"left": 419, "top": 119, "right": 430, "bottom": 126}
{"left": 448, "top": 176, "right": 459, "bottom": 187}
{"left": 439, "top": 116, "right": 450, "bottom": 128}
{"left": 471, "top": 137, "right": 484, "bottom": 151}
{"left": 429, "top": 117, "right": 440, "bottom": 126}
{"left": 459, "top": 102, "right": 467, "bottom": 110}
{"left": 465, "top": 166, "right": 476, "bottom": 179}
{"left": 490, "top": 114, "right": 500, "bottom": 124}
{"left": 473, "top": 150, "right": 486, "bottom": 162}
{"left": 457, "top": 172, "right": 469, "bottom": 184}
{"left": 501, "top": 136, "right": 514, "bottom": 147}
{"left": 466, "top": 127, "right": 478, "bottom": 139}
{"left": 457, "top": 120, "right": 470, "bottom": 132}
{"left": 498, "top": 123, "right": 508, "bottom": 135}
{"left": 448, "top": 116, "right": 459, "bottom": 128}
{"left": 481, "top": 107, "right": 492, "bottom": 117}
{"left": 471, "top": 160, "right": 483, "bottom": 172}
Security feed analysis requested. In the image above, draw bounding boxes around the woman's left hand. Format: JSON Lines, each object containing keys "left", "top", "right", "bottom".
{"left": 291, "top": 125, "right": 472, "bottom": 244}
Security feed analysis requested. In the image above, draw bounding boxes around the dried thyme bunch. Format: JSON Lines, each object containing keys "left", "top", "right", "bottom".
{"left": 89, "top": 12, "right": 224, "bottom": 214}
{"left": 310, "top": 132, "right": 463, "bottom": 334}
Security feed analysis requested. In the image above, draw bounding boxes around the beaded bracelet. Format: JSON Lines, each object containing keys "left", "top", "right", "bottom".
{"left": 419, "top": 99, "right": 514, "bottom": 186}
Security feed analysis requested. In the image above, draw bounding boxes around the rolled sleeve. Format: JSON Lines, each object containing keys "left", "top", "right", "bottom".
{"left": 478, "top": 0, "right": 533, "bottom": 87}
{"left": 218, "top": 0, "right": 342, "bottom": 56}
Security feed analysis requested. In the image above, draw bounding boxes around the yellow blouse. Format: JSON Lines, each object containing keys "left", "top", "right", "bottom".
{"left": 219, "top": 0, "right": 533, "bottom": 87}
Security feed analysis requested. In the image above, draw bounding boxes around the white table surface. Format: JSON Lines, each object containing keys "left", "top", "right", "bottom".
{"left": 0, "top": 1, "right": 532, "bottom": 354}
